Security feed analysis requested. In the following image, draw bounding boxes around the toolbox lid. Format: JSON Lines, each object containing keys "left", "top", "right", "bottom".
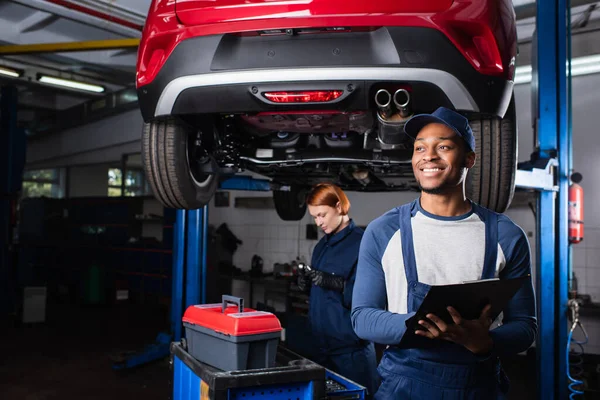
{"left": 182, "top": 296, "right": 282, "bottom": 337}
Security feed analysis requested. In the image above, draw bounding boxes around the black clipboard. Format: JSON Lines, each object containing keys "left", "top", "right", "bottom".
{"left": 400, "top": 275, "right": 530, "bottom": 347}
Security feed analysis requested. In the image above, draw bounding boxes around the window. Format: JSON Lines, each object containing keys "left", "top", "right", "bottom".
{"left": 108, "top": 168, "right": 149, "bottom": 197}
{"left": 21, "top": 168, "right": 64, "bottom": 198}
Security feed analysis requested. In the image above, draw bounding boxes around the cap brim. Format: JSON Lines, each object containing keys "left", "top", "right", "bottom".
{"left": 403, "top": 114, "right": 461, "bottom": 140}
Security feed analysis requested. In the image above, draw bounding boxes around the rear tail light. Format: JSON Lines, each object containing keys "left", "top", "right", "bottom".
{"left": 263, "top": 90, "right": 344, "bottom": 103}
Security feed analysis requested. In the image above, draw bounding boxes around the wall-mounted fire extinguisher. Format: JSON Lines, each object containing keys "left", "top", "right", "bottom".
{"left": 568, "top": 172, "right": 584, "bottom": 244}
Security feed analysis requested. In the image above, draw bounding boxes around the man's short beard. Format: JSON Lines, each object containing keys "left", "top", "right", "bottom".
{"left": 419, "top": 184, "right": 447, "bottom": 195}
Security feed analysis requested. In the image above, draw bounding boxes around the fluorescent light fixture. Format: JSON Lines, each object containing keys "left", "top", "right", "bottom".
{"left": 37, "top": 75, "right": 105, "bottom": 93}
{"left": 0, "top": 66, "right": 21, "bottom": 78}
{"left": 514, "top": 54, "right": 600, "bottom": 85}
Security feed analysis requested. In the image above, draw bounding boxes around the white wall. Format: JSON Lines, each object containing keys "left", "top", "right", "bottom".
{"left": 208, "top": 189, "right": 419, "bottom": 275}
{"left": 569, "top": 74, "right": 600, "bottom": 355}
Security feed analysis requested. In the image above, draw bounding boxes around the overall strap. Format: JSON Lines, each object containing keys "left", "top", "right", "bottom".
{"left": 398, "top": 199, "right": 419, "bottom": 283}
{"left": 477, "top": 205, "right": 499, "bottom": 280}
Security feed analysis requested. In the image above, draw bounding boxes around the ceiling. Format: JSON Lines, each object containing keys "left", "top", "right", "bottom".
{"left": 0, "top": 0, "right": 599, "bottom": 136}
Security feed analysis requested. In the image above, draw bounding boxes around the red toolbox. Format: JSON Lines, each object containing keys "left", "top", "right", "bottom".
{"left": 182, "top": 295, "right": 282, "bottom": 371}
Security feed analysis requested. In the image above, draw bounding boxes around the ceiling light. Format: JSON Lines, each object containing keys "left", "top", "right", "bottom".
{"left": 514, "top": 54, "right": 600, "bottom": 85}
{"left": 0, "top": 66, "right": 21, "bottom": 78}
{"left": 37, "top": 75, "right": 105, "bottom": 93}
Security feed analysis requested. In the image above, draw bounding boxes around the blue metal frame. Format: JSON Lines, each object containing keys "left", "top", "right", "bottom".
{"left": 219, "top": 176, "right": 272, "bottom": 191}
{"left": 201, "top": 206, "right": 209, "bottom": 304}
{"left": 186, "top": 209, "right": 201, "bottom": 307}
{"left": 535, "top": 0, "right": 570, "bottom": 398}
{"left": 172, "top": 209, "right": 187, "bottom": 341}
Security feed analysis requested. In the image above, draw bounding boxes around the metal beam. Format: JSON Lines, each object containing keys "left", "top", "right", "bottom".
{"left": 515, "top": 158, "right": 558, "bottom": 191}
{"left": 515, "top": 0, "right": 598, "bottom": 20}
{"left": 9, "top": 0, "right": 142, "bottom": 38}
{"left": 535, "top": 0, "right": 570, "bottom": 398}
{"left": 0, "top": 39, "right": 139, "bottom": 55}
{"left": 171, "top": 210, "right": 186, "bottom": 342}
{"left": 185, "top": 210, "right": 202, "bottom": 308}
{"left": 19, "top": 10, "right": 60, "bottom": 34}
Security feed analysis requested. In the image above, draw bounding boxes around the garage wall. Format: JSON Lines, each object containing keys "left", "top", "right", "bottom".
{"left": 207, "top": 189, "right": 419, "bottom": 273}
{"left": 26, "top": 109, "right": 143, "bottom": 169}
{"left": 68, "top": 165, "right": 109, "bottom": 197}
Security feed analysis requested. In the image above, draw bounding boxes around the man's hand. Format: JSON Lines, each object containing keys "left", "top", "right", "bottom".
{"left": 415, "top": 305, "right": 494, "bottom": 355}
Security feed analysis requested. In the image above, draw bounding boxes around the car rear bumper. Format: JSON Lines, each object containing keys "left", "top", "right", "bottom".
{"left": 137, "top": 26, "right": 514, "bottom": 122}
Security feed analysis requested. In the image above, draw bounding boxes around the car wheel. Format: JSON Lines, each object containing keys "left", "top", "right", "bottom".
{"left": 273, "top": 186, "right": 308, "bottom": 221}
{"left": 142, "top": 118, "right": 219, "bottom": 209}
{"left": 467, "top": 96, "right": 517, "bottom": 213}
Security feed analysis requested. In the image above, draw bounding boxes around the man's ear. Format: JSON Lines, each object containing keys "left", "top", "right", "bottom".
{"left": 465, "top": 151, "right": 476, "bottom": 169}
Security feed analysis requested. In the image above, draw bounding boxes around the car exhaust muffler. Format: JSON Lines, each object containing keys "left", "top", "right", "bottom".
{"left": 374, "top": 88, "right": 414, "bottom": 148}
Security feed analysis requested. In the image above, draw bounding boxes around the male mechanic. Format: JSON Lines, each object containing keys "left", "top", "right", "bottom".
{"left": 351, "top": 107, "right": 537, "bottom": 399}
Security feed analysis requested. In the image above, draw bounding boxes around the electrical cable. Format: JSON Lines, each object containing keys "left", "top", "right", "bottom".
{"left": 567, "top": 299, "right": 589, "bottom": 399}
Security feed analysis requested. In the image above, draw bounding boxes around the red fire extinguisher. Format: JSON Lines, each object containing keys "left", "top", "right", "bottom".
{"left": 568, "top": 172, "right": 584, "bottom": 244}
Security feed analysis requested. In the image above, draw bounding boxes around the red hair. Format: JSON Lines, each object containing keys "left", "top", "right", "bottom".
{"left": 306, "top": 183, "right": 350, "bottom": 215}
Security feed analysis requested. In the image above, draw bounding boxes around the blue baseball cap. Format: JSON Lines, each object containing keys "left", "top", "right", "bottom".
{"left": 403, "top": 107, "right": 476, "bottom": 152}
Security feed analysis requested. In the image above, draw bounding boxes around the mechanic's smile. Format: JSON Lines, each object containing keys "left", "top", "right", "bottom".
{"left": 421, "top": 167, "right": 445, "bottom": 172}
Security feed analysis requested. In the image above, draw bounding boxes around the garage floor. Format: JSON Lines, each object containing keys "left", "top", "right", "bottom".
{"left": 0, "top": 302, "right": 538, "bottom": 400}
{"left": 0, "top": 303, "right": 171, "bottom": 400}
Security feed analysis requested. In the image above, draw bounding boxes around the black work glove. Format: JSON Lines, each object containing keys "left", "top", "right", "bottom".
{"left": 297, "top": 269, "right": 312, "bottom": 292}
{"left": 311, "top": 270, "right": 345, "bottom": 292}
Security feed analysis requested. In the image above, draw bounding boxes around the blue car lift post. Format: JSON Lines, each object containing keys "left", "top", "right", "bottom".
{"left": 112, "top": 176, "right": 273, "bottom": 369}
{"left": 518, "top": 0, "right": 570, "bottom": 398}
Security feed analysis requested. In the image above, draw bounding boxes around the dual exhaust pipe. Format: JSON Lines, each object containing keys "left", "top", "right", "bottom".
{"left": 373, "top": 88, "right": 413, "bottom": 147}
{"left": 375, "top": 88, "right": 411, "bottom": 120}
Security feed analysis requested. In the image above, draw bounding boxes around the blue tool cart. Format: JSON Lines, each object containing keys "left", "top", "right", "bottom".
{"left": 170, "top": 341, "right": 366, "bottom": 400}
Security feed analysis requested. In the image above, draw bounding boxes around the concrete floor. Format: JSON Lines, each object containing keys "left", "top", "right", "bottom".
{"left": 0, "top": 303, "right": 171, "bottom": 400}
{"left": 0, "top": 301, "right": 546, "bottom": 400}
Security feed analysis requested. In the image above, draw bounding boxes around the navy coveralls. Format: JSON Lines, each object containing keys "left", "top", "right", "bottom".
{"left": 309, "top": 220, "right": 379, "bottom": 395}
{"left": 374, "top": 202, "right": 509, "bottom": 399}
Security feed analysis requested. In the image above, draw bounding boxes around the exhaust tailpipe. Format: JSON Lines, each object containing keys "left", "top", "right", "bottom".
{"left": 393, "top": 89, "right": 411, "bottom": 118}
{"left": 374, "top": 88, "right": 413, "bottom": 148}
{"left": 375, "top": 89, "right": 393, "bottom": 119}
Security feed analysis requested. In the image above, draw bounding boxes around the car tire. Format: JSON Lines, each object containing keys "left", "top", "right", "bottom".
{"left": 142, "top": 118, "right": 219, "bottom": 209}
{"left": 467, "top": 97, "right": 517, "bottom": 213}
{"left": 273, "top": 186, "right": 308, "bottom": 221}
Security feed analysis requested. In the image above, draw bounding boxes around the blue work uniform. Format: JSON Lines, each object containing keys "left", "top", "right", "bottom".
{"left": 351, "top": 200, "right": 537, "bottom": 399}
{"left": 308, "top": 219, "right": 379, "bottom": 395}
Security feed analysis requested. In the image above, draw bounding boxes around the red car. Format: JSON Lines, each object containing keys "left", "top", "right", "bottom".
{"left": 137, "top": 0, "right": 517, "bottom": 220}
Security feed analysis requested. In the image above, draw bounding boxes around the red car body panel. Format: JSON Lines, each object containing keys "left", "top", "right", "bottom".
{"left": 137, "top": 0, "right": 517, "bottom": 89}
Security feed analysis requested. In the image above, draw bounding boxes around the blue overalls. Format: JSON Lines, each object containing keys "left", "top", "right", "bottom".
{"left": 374, "top": 201, "right": 509, "bottom": 399}
{"left": 309, "top": 220, "right": 379, "bottom": 395}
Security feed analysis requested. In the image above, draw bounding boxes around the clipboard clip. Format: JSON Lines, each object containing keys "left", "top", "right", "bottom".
{"left": 462, "top": 278, "right": 500, "bottom": 284}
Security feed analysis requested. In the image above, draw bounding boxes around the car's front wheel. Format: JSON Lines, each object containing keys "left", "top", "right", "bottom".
{"left": 467, "top": 96, "right": 517, "bottom": 213}
{"left": 142, "top": 118, "right": 219, "bottom": 209}
{"left": 273, "top": 185, "right": 308, "bottom": 221}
